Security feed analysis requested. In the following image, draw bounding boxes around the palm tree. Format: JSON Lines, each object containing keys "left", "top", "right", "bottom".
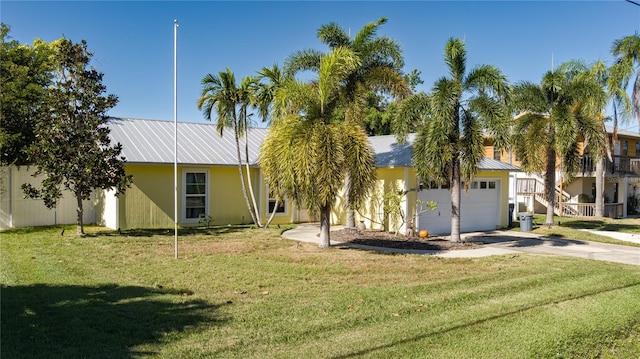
{"left": 197, "top": 68, "right": 263, "bottom": 227}
{"left": 396, "top": 38, "right": 511, "bottom": 242}
{"left": 561, "top": 60, "right": 614, "bottom": 218}
{"left": 513, "top": 66, "right": 606, "bottom": 226}
{"left": 286, "top": 17, "right": 410, "bottom": 229}
{"left": 259, "top": 48, "right": 377, "bottom": 248}
{"left": 610, "top": 33, "right": 640, "bottom": 132}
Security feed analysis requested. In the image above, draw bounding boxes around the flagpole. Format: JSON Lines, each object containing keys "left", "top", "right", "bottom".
{"left": 173, "top": 19, "right": 179, "bottom": 259}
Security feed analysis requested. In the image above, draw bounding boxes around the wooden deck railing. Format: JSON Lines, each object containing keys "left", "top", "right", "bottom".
{"left": 516, "top": 178, "right": 624, "bottom": 218}
{"left": 579, "top": 155, "right": 640, "bottom": 175}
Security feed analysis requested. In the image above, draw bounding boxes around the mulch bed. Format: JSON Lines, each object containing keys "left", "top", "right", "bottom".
{"left": 330, "top": 228, "right": 482, "bottom": 251}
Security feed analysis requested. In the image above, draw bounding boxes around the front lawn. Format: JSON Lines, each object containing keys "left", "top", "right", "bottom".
{"left": 2, "top": 225, "right": 639, "bottom": 358}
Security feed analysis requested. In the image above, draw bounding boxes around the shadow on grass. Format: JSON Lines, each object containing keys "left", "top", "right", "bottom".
{"left": 1, "top": 283, "right": 228, "bottom": 359}
{"left": 559, "top": 220, "right": 640, "bottom": 233}
{"left": 469, "top": 232, "right": 585, "bottom": 248}
{"left": 101, "top": 225, "right": 252, "bottom": 238}
{"left": 1, "top": 224, "right": 254, "bottom": 238}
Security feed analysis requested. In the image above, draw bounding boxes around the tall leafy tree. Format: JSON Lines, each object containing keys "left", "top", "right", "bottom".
{"left": 197, "top": 68, "right": 264, "bottom": 227}
{"left": 561, "top": 60, "right": 614, "bottom": 217}
{"left": 396, "top": 38, "right": 511, "bottom": 242}
{"left": 0, "top": 23, "right": 54, "bottom": 165}
{"left": 286, "top": 17, "right": 410, "bottom": 228}
{"left": 260, "top": 47, "right": 377, "bottom": 247}
{"left": 610, "top": 33, "right": 640, "bottom": 132}
{"left": 513, "top": 66, "right": 606, "bottom": 226}
{"left": 22, "top": 39, "right": 132, "bottom": 235}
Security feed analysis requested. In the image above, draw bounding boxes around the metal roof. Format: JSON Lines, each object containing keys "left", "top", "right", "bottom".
{"left": 108, "top": 118, "right": 521, "bottom": 171}
{"left": 368, "top": 133, "right": 520, "bottom": 171}
{"left": 368, "top": 134, "right": 416, "bottom": 167}
{"left": 605, "top": 125, "right": 640, "bottom": 139}
{"left": 108, "top": 117, "right": 266, "bottom": 165}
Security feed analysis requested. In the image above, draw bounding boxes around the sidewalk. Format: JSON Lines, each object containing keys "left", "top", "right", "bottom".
{"left": 281, "top": 223, "right": 640, "bottom": 266}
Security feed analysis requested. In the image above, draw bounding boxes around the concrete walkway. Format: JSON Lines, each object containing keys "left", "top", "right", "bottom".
{"left": 282, "top": 223, "right": 640, "bottom": 266}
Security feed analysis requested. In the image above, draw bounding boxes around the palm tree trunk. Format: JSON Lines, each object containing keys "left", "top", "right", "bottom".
{"left": 76, "top": 195, "right": 84, "bottom": 235}
{"left": 264, "top": 198, "right": 281, "bottom": 227}
{"left": 595, "top": 156, "right": 605, "bottom": 217}
{"left": 318, "top": 204, "right": 331, "bottom": 248}
{"left": 344, "top": 170, "right": 355, "bottom": 228}
{"left": 233, "top": 124, "right": 260, "bottom": 226}
{"left": 544, "top": 148, "right": 556, "bottom": 227}
{"left": 450, "top": 156, "right": 461, "bottom": 242}
{"left": 242, "top": 123, "right": 263, "bottom": 227}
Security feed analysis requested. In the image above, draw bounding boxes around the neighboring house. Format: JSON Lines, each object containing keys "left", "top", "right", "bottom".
{"left": 1, "top": 118, "right": 520, "bottom": 235}
{"left": 484, "top": 126, "right": 640, "bottom": 218}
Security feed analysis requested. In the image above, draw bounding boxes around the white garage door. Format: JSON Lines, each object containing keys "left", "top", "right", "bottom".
{"left": 417, "top": 179, "right": 501, "bottom": 235}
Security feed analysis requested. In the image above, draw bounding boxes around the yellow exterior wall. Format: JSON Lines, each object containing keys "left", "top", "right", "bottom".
{"left": 118, "top": 164, "right": 261, "bottom": 229}
{"left": 208, "top": 166, "right": 253, "bottom": 226}
{"left": 118, "top": 164, "right": 174, "bottom": 229}
{"left": 355, "top": 167, "right": 418, "bottom": 232}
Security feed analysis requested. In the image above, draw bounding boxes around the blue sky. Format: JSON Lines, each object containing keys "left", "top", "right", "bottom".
{"left": 3, "top": 1, "right": 640, "bottom": 130}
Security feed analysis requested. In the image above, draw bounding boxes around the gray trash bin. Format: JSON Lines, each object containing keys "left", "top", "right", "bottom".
{"left": 519, "top": 213, "right": 533, "bottom": 232}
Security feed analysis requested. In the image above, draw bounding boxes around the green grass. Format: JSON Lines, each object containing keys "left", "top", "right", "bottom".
{"left": 513, "top": 215, "right": 640, "bottom": 247}
{"left": 2, "top": 224, "right": 639, "bottom": 358}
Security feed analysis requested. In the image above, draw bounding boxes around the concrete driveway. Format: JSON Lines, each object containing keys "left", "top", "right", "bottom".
{"left": 462, "top": 231, "right": 640, "bottom": 266}
{"left": 282, "top": 224, "right": 640, "bottom": 266}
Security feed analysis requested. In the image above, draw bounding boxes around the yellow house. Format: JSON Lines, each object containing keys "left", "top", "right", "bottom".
{"left": 2, "top": 118, "right": 521, "bottom": 234}
{"left": 354, "top": 134, "right": 520, "bottom": 235}
{"left": 97, "top": 118, "right": 311, "bottom": 230}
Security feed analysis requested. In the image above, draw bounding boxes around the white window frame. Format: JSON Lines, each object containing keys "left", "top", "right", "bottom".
{"left": 182, "top": 169, "right": 209, "bottom": 223}
{"left": 266, "top": 186, "right": 287, "bottom": 216}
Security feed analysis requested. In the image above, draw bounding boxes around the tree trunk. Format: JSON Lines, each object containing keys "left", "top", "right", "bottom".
{"left": 595, "top": 157, "right": 605, "bottom": 217}
{"left": 318, "top": 204, "right": 331, "bottom": 248}
{"left": 344, "top": 170, "right": 355, "bottom": 228}
{"left": 243, "top": 119, "right": 263, "bottom": 227}
{"left": 450, "top": 156, "right": 461, "bottom": 242}
{"left": 264, "top": 198, "right": 280, "bottom": 227}
{"left": 76, "top": 195, "right": 85, "bottom": 235}
{"left": 544, "top": 148, "right": 556, "bottom": 227}
{"left": 233, "top": 125, "right": 260, "bottom": 226}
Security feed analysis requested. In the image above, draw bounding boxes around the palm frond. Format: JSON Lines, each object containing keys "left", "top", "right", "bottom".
{"left": 352, "top": 16, "right": 387, "bottom": 51}
{"left": 284, "top": 49, "right": 323, "bottom": 77}
{"left": 317, "top": 22, "right": 350, "bottom": 48}
{"left": 444, "top": 38, "right": 466, "bottom": 81}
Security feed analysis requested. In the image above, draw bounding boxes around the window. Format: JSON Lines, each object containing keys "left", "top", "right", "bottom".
{"left": 488, "top": 181, "right": 496, "bottom": 189}
{"left": 183, "top": 170, "right": 208, "bottom": 221}
{"left": 493, "top": 147, "right": 501, "bottom": 161}
{"left": 480, "top": 181, "right": 487, "bottom": 189}
{"left": 636, "top": 142, "right": 640, "bottom": 157}
{"left": 622, "top": 140, "right": 628, "bottom": 156}
{"left": 268, "top": 191, "right": 286, "bottom": 214}
{"left": 470, "top": 181, "right": 479, "bottom": 189}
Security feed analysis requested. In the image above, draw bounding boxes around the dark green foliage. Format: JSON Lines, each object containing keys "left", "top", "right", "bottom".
{"left": 0, "top": 24, "right": 54, "bottom": 165}
{"left": 21, "top": 39, "right": 132, "bottom": 235}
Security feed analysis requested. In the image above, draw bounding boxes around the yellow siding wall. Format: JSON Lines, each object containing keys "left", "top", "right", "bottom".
{"left": 119, "top": 164, "right": 257, "bottom": 229}
{"left": 355, "top": 167, "right": 417, "bottom": 232}
{"left": 119, "top": 164, "right": 174, "bottom": 229}
{"left": 208, "top": 166, "right": 253, "bottom": 226}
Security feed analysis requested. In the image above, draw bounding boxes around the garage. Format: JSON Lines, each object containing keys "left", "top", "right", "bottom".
{"left": 417, "top": 179, "right": 501, "bottom": 235}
